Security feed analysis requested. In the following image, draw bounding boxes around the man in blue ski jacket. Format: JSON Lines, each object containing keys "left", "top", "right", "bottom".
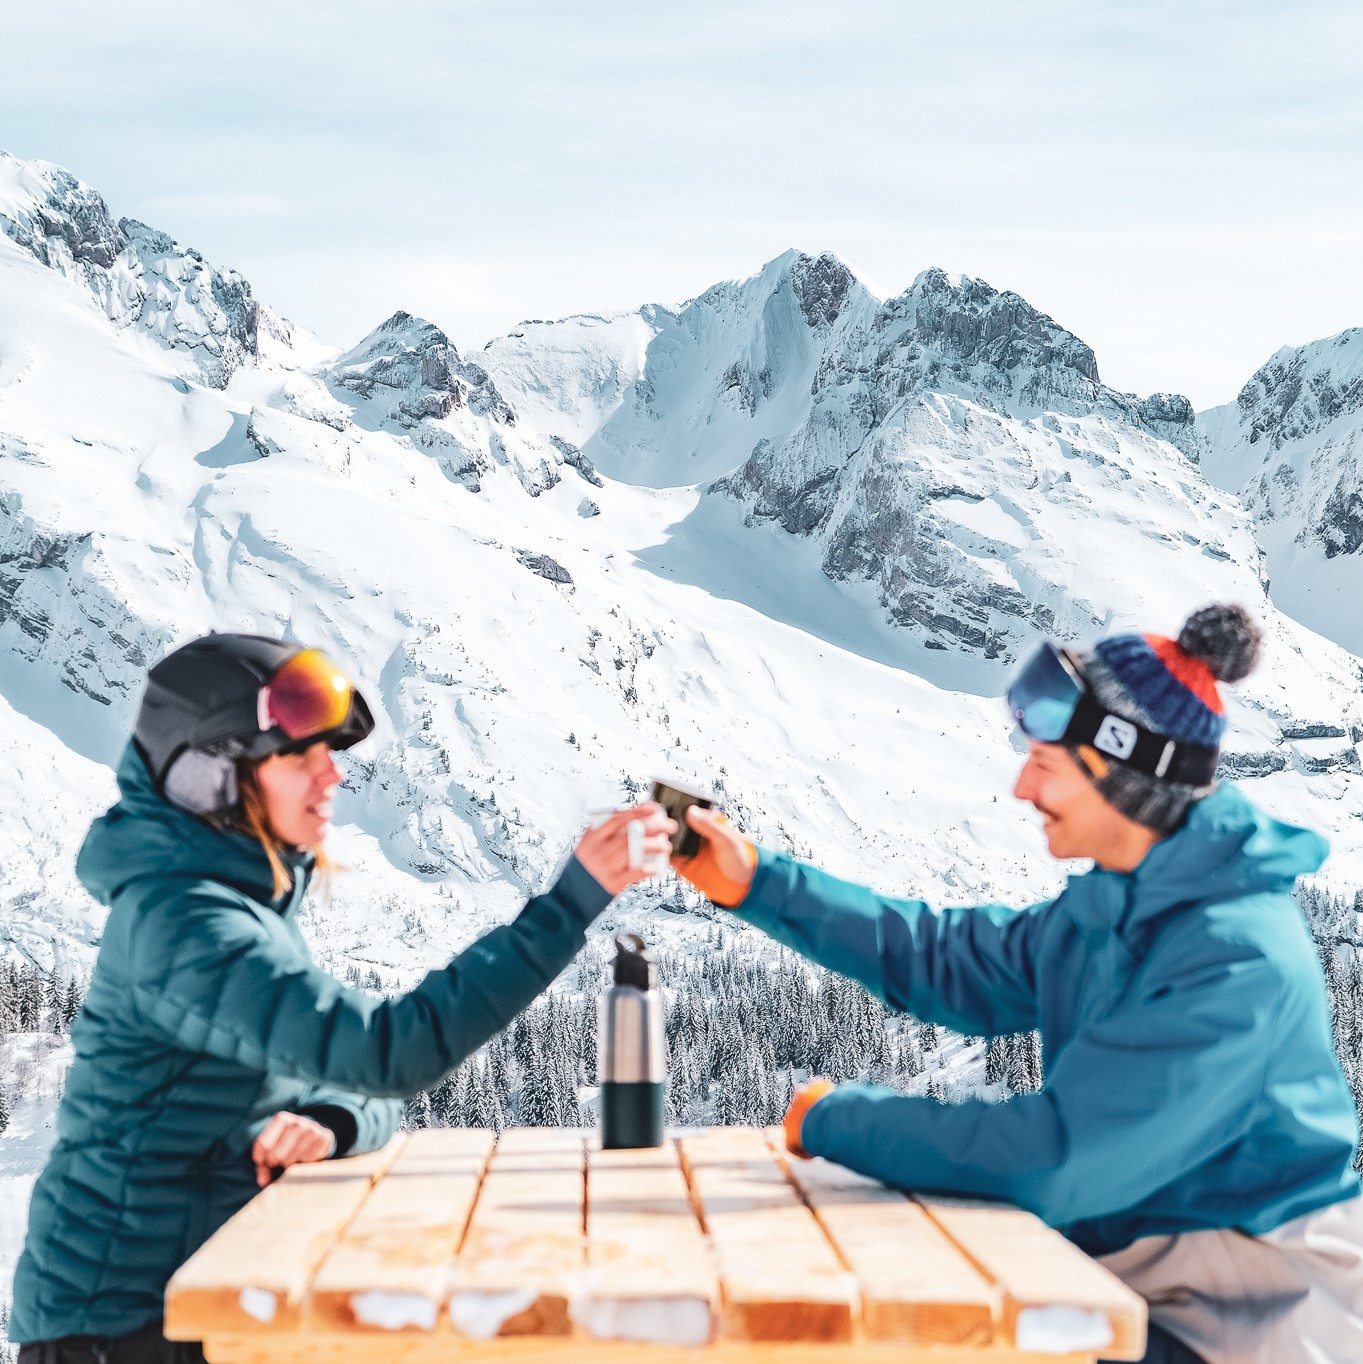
{"left": 677, "top": 604, "right": 1363, "bottom": 1364}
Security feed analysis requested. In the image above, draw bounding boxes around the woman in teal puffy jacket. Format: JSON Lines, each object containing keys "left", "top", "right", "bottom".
{"left": 10, "top": 634, "right": 673, "bottom": 1363}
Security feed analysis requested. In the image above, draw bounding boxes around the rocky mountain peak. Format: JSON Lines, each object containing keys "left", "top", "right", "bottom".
{"left": 685, "top": 249, "right": 868, "bottom": 336}
{"left": 1234, "top": 328, "right": 1363, "bottom": 450}
{"left": 1198, "top": 327, "right": 1363, "bottom": 648}
{"left": 788, "top": 251, "right": 856, "bottom": 329}
{"left": 0, "top": 153, "right": 127, "bottom": 270}
{"left": 330, "top": 311, "right": 514, "bottom": 429}
{"left": 892, "top": 267, "right": 1100, "bottom": 386}
{"left": 0, "top": 151, "right": 262, "bottom": 388}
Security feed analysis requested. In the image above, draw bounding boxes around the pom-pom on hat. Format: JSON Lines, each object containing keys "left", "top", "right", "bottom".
{"left": 1072, "top": 604, "right": 1262, "bottom": 833}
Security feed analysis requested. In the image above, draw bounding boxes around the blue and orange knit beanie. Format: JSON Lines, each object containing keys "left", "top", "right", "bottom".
{"left": 1073, "top": 603, "right": 1263, "bottom": 833}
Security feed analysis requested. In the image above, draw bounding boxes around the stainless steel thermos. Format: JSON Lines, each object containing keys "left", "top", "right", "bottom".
{"left": 599, "top": 933, "right": 667, "bottom": 1148}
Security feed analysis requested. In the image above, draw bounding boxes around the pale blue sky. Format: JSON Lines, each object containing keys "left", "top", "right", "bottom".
{"left": 4, "top": 0, "right": 1361, "bottom": 407}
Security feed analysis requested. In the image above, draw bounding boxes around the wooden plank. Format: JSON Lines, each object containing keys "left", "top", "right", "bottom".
{"left": 202, "top": 1334, "right": 1102, "bottom": 1363}
{"left": 488, "top": 1127, "right": 586, "bottom": 1169}
{"left": 574, "top": 1141, "right": 719, "bottom": 1346}
{"left": 917, "top": 1196, "right": 1146, "bottom": 1361}
{"left": 165, "top": 1136, "right": 406, "bottom": 1338}
{"left": 445, "top": 1128, "right": 585, "bottom": 1338}
{"left": 785, "top": 1157, "right": 997, "bottom": 1346}
{"left": 679, "top": 1128, "right": 857, "bottom": 1342}
{"left": 305, "top": 1128, "right": 494, "bottom": 1332}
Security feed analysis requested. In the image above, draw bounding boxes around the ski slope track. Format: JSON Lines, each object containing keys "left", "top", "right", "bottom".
{"left": 2, "top": 150, "right": 1363, "bottom": 982}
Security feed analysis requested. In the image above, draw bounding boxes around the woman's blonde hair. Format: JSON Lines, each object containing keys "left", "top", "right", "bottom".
{"left": 220, "top": 759, "right": 334, "bottom": 902}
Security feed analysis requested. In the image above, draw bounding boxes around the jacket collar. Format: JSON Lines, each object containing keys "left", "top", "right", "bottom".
{"left": 77, "top": 741, "right": 314, "bottom": 912}
{"left": 1062, "top": 784, "right": 1327, "bottom": 939}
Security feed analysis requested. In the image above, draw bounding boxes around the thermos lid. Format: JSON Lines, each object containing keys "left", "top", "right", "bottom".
{"left": 613, "top": 933, "right": 656, "bottom": 991}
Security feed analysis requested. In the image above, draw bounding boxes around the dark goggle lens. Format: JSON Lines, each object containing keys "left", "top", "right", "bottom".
{"left": 1006, "top": 643, "right": 1084, "bottom": 743}
{"left": 261, "top": 649, "right": 353, "bottom": 741}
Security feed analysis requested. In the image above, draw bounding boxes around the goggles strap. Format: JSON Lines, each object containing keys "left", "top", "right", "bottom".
{"left": 1065, "top": 693, "right": 1218, "bottom": 785}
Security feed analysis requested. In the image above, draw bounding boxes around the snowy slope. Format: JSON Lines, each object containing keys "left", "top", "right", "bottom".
{"left": 485, "top": 253, "right": 1363, "bottom": 830}
{"left": 2, "top": 150, "right": 1363, "bottom": 1001}
{"left": 486, "top": 251, "right": 878, "bottom": 489}
{"left": 1199, "top": 328, "right": 1363, "bottom": 655}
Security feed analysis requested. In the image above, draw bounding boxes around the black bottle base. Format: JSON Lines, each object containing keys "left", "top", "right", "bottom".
{"left": 600, "top": 1080, "right": 666, "bottom": 1149}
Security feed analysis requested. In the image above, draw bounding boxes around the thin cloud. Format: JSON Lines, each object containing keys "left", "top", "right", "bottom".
{"left": 1, "top": 0, "right": 1359, "bottom": 410}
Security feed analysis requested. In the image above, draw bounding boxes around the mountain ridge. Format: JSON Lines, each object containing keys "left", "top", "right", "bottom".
{"left": 1, "top": 150, "right": 1361, "bottom": 982}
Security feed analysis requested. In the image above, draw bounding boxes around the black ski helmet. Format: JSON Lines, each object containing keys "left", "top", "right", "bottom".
{"left": 133, "top": 633, "right": 374, "bottom": 817}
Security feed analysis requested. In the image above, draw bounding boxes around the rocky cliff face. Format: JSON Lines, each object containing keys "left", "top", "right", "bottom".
{"left": 321, "top": 310, "right": 601, "bottom": 497}
{"left": 484, "top": 250, "right": 880, "bottom": 488}
{"left": 488, "top": 255, "right": 1210, "bottom": 664}
{"left": 705, "top": 267, "right": 1209, "bottom": 663}
{"left": 331, "top": 311, "right": 515, "bottom": 428}
{"left": 1199, "top": 328, "right": 1363, "bottom": 652}
{"left": 0, "top": 154, "right": 276, "bottom": 388}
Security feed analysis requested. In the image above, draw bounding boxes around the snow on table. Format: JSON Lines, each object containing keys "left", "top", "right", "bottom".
{"left": 164, "top": 1127, "right": 1145, "bottom": 1363}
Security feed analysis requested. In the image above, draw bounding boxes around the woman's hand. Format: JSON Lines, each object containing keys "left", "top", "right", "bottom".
{"left": 672, "top": 805, "right": 757, "bottom": 907}
{"left": 252, "top": 1111, "right": 337, "bottom": 1187}
{"left": 574, "top": 803, "right": 678, "bottom": 896}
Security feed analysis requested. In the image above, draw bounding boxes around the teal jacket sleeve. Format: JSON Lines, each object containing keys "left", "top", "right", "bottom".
{"left": 291, "top": 1088, "right": 403, "bottom": 1157}
{"left": 731, "top": 847, "right": 1049, "bottom": 1037}
{"left": 800, "top": 943, "right": 1283, "bottom": 1226}
{"left": 128, "top": 857, "right": 611, "bottom": 1098}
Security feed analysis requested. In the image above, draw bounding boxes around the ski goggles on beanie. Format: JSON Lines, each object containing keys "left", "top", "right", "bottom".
{"left": 1007, "top": 640, "right": 1218, "bottom": 785}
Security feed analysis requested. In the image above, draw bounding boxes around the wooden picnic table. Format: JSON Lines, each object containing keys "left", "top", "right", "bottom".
{"left": 165, "top": 1125, "right": 1146, "bottom": 1363}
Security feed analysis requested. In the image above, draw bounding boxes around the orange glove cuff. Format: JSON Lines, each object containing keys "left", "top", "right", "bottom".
{"left": 683, "top": 832, "right": 757, "bottom": 907}
{"left": 784, "top": 1078, "right": 836, "bottom": 1159}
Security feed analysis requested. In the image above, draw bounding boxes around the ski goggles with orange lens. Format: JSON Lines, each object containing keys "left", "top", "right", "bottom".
{"left": 1007, "top": 640, "right": 1219, "bottom": 784}
{"left": 257, "top": 649, "right": 368, "bottom": 748}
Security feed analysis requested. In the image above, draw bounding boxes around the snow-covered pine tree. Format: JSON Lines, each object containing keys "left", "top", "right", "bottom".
{"left": 62, "top": 976, "right": 83, "bottom": 1030}
{"left": 15, "top": 964, "right": 41, "bottom": 1032}
{"left": 517, "top": 1050, "right": 558, "bottom": 1126}
{"left": 548, "top": 1026, "right": 581, "bottom": 1127}
{"left": 665, "top": 1054, "right": 690, "bottom": 1125}
{"left": 1006, "top": 1032, "right": 1043, "bottom": 1095}
{"left": 487, "top": 1033, "right": 511, "bottom": 1097}
{"left": 713, "top": 1070, "right": 742, "bottom": 1126}
{"left": 0, "top": 961, "right": 14, "bottom": 1034}
{"left": 708, "top": 1018, "right": 740, "bottom": 1083}
{"left": 896, "top": 1029, "right": 924, "bottom": 1082}
{"left": 866, "top": 1022, "right": 893, "bottom": 1084}
{"left": 471, "top": 1059, "right": 505, "bottom": 1132}
{"left": 510, "top": 1008, "right": 539, "bottom": 1073}
{"left": 428, "top": 1069, "right": 464, "bottom": 1127}
{"left": 579, "top": 995, "right": 598, "bottom": 1084}
{"left": 985, "top": 1035, "right": 1009, "bottom": 1087}
{"left": 404, "top": 1090, "right": 432, "bottom": 1131}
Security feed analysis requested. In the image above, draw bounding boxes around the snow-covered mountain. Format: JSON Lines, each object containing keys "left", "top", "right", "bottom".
{"left": 484, "top": 260, "right": 1234, "bottom": 680}
{"left": 1199, "top": 328, "right": 1363, "bottom": 655}
{"left": 0, "top": 152, "right": 313, "bottom": 389}
{"left": 3, "top": 151, "right": 1363, "bottom": 985}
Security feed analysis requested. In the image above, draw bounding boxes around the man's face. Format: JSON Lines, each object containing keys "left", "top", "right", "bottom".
{"left": 1012, "top": 740, "right": 1121, "bottom": 861}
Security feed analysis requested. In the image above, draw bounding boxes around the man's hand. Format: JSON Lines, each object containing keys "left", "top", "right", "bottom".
{"left": 784, "top": 1078, "right": 837, "bottom": 1159}
{"left": 253, "top": 1111, "right": 337, "bottom": 1187}
{"left": 575, "top": 803, "right": 677, "bottom": 896}
{"left": 672, "top": 805, "right": 757, "bottom": 907}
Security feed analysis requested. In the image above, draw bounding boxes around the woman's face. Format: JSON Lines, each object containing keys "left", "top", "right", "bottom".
{"left": 254, "top": 742, "right": 342, "bottom": 849}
